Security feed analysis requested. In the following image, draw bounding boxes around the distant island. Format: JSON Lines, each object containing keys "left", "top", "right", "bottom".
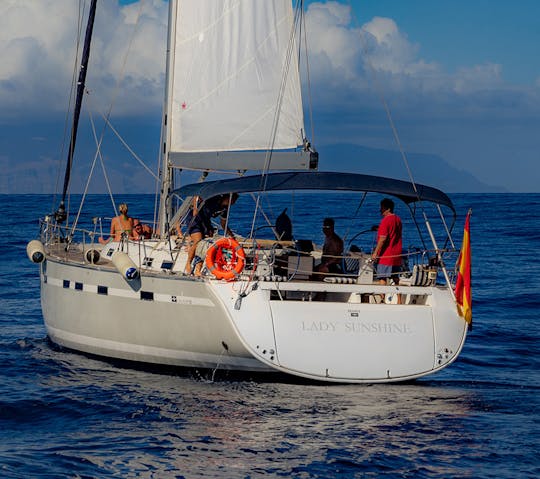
{"left": 316, "top": 143, "right": 506, "bottom": 193}
{"left": 1, "top": 140, "right": 506, "bottom": 194}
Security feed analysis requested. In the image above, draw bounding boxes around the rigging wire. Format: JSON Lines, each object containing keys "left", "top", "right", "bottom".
{"left": 345, "top": 2, "right": 458, "bottom": 290}
{"left": 63, "top": 0, "right": 147, "bottom": 222}
{"left": 57, "top": 0, "right": 98, "bottom": 225}
{"left": 89, "top": 0, "right": 147, "bottom": 213}
{"left": 346, "top": 3, "right": 453, "bottom": 228}
{"left": 342, "top": 191, "right": 368, "bottom": 244}
{"left": 300, "top": 0, "right": 315, "bottom": 146}
{"left": 348, "top": 4, "right": 422, "bottom": 200}
{"left": 348, "top": 7, "right": 455, "bottom": 237}
{"left": 263, "top": 0, "right": 304, "bottom": 176}
{"left": 70, "top": 105, "right": 116, "bottom": 238}
{"left": 52, "top": 0, "right": 87, "bottom": 216}
{"left": 237, "top": 1, "right": 305, "bottom": 295}
{"left": 99, "top": 114, "right": 159, "bottom": 181}
{"left": 248, "top": 0, "right": 305, "bottom": 242}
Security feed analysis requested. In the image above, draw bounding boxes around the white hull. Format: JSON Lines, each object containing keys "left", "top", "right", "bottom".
{"left": 33, "top": 1, "right": 470, "bottom": 384}
{"left": 41, "top": 254, "right": 467, "bottom": 383}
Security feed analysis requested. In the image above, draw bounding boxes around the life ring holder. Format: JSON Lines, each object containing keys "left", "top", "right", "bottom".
{"left": 205, "top": 237, "right": 246, "bottom": 281}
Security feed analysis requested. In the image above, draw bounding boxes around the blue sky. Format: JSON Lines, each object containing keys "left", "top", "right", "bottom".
{"left": 349, "top": 0, "right": 539, "bottom": 85}
{"left": 1, "top": 0, "right": 538, "bottom": 193}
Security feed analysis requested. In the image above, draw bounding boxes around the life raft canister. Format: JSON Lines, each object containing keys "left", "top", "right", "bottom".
{"left": 205, "top": 238, "right": 246, "bottom": 281}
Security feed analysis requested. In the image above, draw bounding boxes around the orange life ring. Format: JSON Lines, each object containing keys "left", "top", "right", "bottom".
{"left": 205, "top": 237, "right": 246, "bottom": 281}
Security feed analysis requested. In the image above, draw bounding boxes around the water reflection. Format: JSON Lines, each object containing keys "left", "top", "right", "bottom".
{"left": 19, "top": 343, "right": 483, "bottom": 478}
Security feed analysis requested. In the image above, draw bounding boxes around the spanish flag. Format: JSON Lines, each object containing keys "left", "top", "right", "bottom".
{"left": 455, "top": 210, "right": 472, "bottom": 328}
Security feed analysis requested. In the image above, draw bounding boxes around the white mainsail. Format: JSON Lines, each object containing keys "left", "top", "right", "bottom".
{"left": 167, "top": 0, "right": 310, "bottom": 171}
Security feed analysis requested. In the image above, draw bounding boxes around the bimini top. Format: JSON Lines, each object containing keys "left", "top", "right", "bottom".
{"left": 172, "top": 171, "right": 455, "bottom": 213}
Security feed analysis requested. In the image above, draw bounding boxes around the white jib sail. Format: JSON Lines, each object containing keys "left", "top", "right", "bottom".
{"left": 168, "top": 0, "right": 306, "bottom": 170}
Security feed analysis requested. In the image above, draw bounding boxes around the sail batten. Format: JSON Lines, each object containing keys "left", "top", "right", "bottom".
{"left": 169, "top": 0, "right": 307, "bottom": 169}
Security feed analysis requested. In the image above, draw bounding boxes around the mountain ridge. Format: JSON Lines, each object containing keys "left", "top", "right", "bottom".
{"left": 316, "top": 143, "right": 506, "bottom": 193}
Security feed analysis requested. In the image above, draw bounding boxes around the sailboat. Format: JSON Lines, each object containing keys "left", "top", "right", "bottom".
{"left": 27, "top": 0, "right": 471, "bottom": 383}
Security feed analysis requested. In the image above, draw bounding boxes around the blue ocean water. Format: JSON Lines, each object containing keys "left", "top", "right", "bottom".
{"left": 0, "top": 193, "right": 538, "bottom": 478}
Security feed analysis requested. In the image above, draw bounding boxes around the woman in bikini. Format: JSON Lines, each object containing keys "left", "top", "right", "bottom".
{"left": 99, "top": 203, "right": 134, "bottom": 244}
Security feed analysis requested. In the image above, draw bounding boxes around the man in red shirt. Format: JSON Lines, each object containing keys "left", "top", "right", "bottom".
{"left": 371, "top": 198, "right": 403, "bottom": 288}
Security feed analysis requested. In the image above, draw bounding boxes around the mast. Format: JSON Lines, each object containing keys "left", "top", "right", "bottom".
{"left": 157, "top": 0, "right": 177, "bottom": 237}
{"left": 55, "top": 0, "right": 98, "bottom": 223}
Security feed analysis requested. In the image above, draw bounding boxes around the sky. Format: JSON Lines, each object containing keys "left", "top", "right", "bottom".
{"left": 0, "top": 0, "right": 538, "bottom": 194}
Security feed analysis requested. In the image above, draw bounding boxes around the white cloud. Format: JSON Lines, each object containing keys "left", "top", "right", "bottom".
{"left": 0, "top": 0, "right": 167, "bottom": 119}
{"left": 303, "top": 2, "right": 362, "bottom": 82}
{"left": 303, "top": 2, "right": 519, "bottom": 99}
{"left": 0, "top": 0, "right": 531, "bottom": 120}
{"left": 452, "top": 63, "right": 504, "bottom": 94}
{"left": 304, "top": 6, "right": 440, "bottom": 85}
{"left": 89, "top": 0, "right": 167, "bottom": 114}
{"left": 301, "top": 4, "right": 462, "bottom": 124}
{"left": 362, "top": 17, "right": 423, "bottom": 75}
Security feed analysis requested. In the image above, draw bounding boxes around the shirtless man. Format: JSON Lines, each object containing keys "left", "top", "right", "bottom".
{"left": 315, "top": 217, "right": 344, "bottom": 275}
{"left": 132, "top": 219, "right": 153, "bottom": 240}
{"left": 99, "top": 203, "right": 134, "bottom": 244}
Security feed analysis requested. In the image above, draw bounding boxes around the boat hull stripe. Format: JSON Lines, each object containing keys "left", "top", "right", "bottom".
{"left": 45, "top": 276, "right": 215, "bottom": 307}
